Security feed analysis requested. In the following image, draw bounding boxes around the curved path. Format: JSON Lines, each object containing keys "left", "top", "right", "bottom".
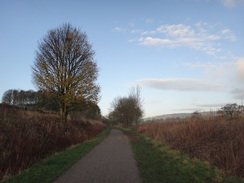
{"left": 53, "top": 129, "right": 142, "bottom": 183}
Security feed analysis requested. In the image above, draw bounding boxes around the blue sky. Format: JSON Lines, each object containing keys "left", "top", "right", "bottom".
{"left": 0, "top": 0, "right": 244, "bottom": 117}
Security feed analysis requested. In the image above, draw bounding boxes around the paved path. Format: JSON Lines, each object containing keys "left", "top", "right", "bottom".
{"left": 53, "top": 129, "right": 142, "bottom": 183}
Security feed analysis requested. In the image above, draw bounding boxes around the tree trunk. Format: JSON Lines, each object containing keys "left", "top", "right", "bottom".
{"left": 60, "top": 102, "right": 69, "bottom": 122}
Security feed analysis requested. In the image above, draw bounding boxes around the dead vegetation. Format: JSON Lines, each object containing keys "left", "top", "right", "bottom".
{"left": 0, "top": 103, "right": 106, "bottom": 181}
{"left": 136, "top": 113, "right": 244, "bottom": 178}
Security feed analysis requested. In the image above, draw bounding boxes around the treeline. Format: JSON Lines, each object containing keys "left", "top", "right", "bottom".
{"left": 1, "top": 89, "right": 101, "bottom": 120}
{"left": 2, "top": 89, "right": 58, "bottom": 111}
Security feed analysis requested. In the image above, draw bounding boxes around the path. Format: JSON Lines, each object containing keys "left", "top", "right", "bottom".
{"left": 53, "top": 129, "right": 142, "bottom": 183}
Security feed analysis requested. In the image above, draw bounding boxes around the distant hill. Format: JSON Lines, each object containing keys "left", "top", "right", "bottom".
{"left": 143, "top": 111, "right": 212, "bottom": 121}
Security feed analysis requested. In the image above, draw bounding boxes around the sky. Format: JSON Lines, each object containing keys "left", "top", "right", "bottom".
{"left": 0, "top": 0, "right": 244, "bottom": 118}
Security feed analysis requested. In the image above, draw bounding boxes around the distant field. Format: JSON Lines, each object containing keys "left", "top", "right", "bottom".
{"left": 136, "top": 115, "right": 244, "bottom": 179}
{"left": 0, "top": 104, "right": 106, "bottom": 181}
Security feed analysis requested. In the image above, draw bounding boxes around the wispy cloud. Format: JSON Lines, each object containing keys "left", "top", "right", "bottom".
{"left": 131, "top": 29, "right": 144, "bottom": 34}
{"left": 221, "top": 29, "right": 237, "bottom": 41}
{"left": 219, "top": 0, "right": 244, "bottom": 7}
{"left": 194, "top": 102, "right": 228, "bottom": 108}
{"left": 113, "top": 21, "right": 237, "bottom": 56}
{"left": 145, "top": 18, "right": 154, "bottom": 24}
{"left": 138, "top": 78, "right": 224, "bottom": 91}
{"left": 219, "top": 0, "right": 236, "bottom": 7}
{"left": 234, "top": 58, "right": 244, "bottom": 81}
{"left": 231, "top": 88, "right": 244, "bottom": 99}
{"left": 182, "top": 57, "right": 244, "bottom": 99}
{"left": 174, "top": 102, "right": 227, "bottom": 113}
{"left": 112, "top": 27, "right": 126, "bottom": 33}
{"left": 136, "top": 23, "right": 236, "bottom": 55}
{"left": 229, "top": 58, "right": 244, "bottom": 100}
{"left": 183, "top": 62, "right": 222, "bottom": 69}
{"left": 183, "top": 61, "right": 233, "bottom": 79}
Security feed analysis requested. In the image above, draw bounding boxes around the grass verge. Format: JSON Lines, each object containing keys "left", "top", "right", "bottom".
{"left": 3, "top": 127, "right": 110, "bottom": 183}
{"left": 120, "top": 128, "right": 243, "bottom": 183}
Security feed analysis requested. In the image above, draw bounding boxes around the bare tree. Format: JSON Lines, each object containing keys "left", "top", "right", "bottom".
{"left": 32, "top": 23, "right": 100, "bottom": 121}
{"left": 109, "top": 87, "right": 143, "bottom": 127}
{"left": 128, "top": 86, "right": 144, "bottom": 125}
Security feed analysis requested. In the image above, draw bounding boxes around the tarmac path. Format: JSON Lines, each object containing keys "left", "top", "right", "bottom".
{"left": 53, "top": 128, "right": 142, "bottom": 183}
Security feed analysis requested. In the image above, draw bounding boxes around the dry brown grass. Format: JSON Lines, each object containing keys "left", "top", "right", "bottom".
{"left": 136, "top": 115, "right": 244, "bottom": 178}
{"left": 0, "top": 103, "right": 106, "bottom": 181}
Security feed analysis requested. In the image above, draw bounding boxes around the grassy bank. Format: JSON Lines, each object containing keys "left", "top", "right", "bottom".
{"left": 0, "top": 104, "right": 106, "bottom": 181}
{"left": 121, "top": 128, "right": 243, "bottom": 183}
{"left": 3, "top": 128, "right": 110, "bottom": 183}
{"left": 136, "top": 116, "right": 244, "bottom": 178}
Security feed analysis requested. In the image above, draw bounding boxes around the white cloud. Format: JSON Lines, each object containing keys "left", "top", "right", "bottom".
{"left": 156, "top": 24, "right": 195, "bottom": 38}
{"left": 231, "top": 88, "right": 244, "bottom": 99}
{"left": 138, "top": 78, "right": 224, "bottom": 91}
{"left": 131, "top": 29, "right": 144, "bottom": 34}
{"left": 192, "top": 0, "right": 244, "bottom": 7}
{"left": 231, "top": 57, "right": 244, "bottom": 100}
{"left": 182, "top": 58, "right": 244, "bottom": 99}
{"left": 220, "top": 0, "right": 236, "bottom": 7}
{"left": 235, "top": 58, "right": 244, "bottom": 81}
{"left": 145, "top": 18, "right": 154, "bottom": 24}
{"left": 138, "top": 36, "right": 220, "bottom": 55}
{"left": 183, "top": 62, "right": 221, "bottom": 69}
{"left": 183, "top": 60, "right": 237, "bottom": 82}
{"left": 195, "top": 22, "right": 208, "bottom": 27}
{"left": 183, "top": 61, "right": 231, "bottom": 72}
{"left": 114, "top": 21, "right": 237, "bottom": 58}
{"left": 136, "top": 23, "right": 234, "bottom": 55}
{"left": 222, "top": 29, "right": 231, "bottom": 34}
{"left": 194, "top": 102, "right": 228, "bottom": 107}
{"left": 219, "top": 0, "right": 244, "bottom": 7}
{"left": 139, "top": 37, "right": 175, "bottom": 46}
{"left": 112, "top": 27, "right": 126, "bottom": 32}
{"left": 219, "top": 0, "right": 244, "bottom": 8}
{"left": 221, "top": 29, "right": 237, "bottom": 41}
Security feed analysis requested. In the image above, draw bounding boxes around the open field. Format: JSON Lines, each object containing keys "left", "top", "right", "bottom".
{"left": 120, "top": 127, "right": 243, "bottom": 183}
{"left": 136, "top": 115, "right": 244, "bottom": 179}
{"left": 0, "top": 104, "right": 106, "bottom": 181}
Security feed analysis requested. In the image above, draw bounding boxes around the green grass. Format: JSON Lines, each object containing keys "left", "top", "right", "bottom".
{"left": 2, "top": 128, "right": 110, "bottom": 183}
{"left": 120, "top": 128, "right": 244, "bottom": 183}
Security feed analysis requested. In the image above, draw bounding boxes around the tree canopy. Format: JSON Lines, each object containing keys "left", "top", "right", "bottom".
{"left": 32, "top": 23, "right": 100, "bottom": 121}
{"left": 218, "top": 103, "right": 244, "bottom": 119}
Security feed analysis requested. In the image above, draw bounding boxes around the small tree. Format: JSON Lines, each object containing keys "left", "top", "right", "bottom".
{"left": 32, "top": 23, "right": 100, "bottom": 121}
{"left": 191, "top": 111, "right": 202, "bottom": 120}
{"left": 218, "top": 103, "right": 244, "bottom": 119}
{"left": 2, "top": 89, "right": 18, "bottom": 105}
{"left": 128, "top": 86, "right": 144, "bottom": 125}
{"left": 2, "top": 90, "right": 13, "bottom": 104}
